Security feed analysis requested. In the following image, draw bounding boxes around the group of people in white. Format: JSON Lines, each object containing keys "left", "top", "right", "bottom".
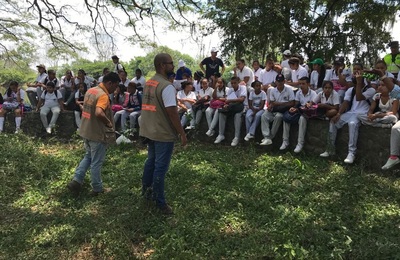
{"left": 2, "top": 44, "right": 400, "bottom": 170}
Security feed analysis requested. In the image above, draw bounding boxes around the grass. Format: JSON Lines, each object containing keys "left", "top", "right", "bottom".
{"left": 0, "top": 134, "right": 400, "bottom": 259}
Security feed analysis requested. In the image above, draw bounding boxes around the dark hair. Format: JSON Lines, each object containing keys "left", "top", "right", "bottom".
{"left": 288, "top": 57, "right": 300, "bottom": 65}
{"left": 353, "top": 63, "right": 364, "bottom": 69}
{"left": 237, "top": 59, "right": 245, "bottom": 64}
{"left": 322, "top": 81, "right": 334, "bottom": 89}
{"left": 181, "top": 81, "right": 193, "bottom": 90}
{"left": 6, "top": 81, "right": 19, "bottom": 97}
{"left": 78, "top": 69, "right": 86, "bottom": 75}
{"left": 299, "top": 76, "right": 310, "bottom": 83}
{"left": 135, "top": 69, "right": 142, "bottom": 74}
{"left": 103, "top": 72, "right": 120, "bottom": 83}
{"left": 316, "top": 64, "right": 326, "bottom": 89}
{"left": 46, "top": 81, "right": 56, "bottom": 88}
{"left": 231, "top": 76, "right": 240, "bottom": 82}
{"left": 194, "top": 71, "right": 204, "bottom": 79}
{"left": 47, "top": 69, "right": 56, "bottom": 75}
{"left": 251, "top": 80, "right": 262, "bottom": 88}
{"left": 375, "top": 60, "right": 387, "bottom": 68}
{"left": 128, "top": 82, "right": 137, "bottom": 89}
{"left": 102, "top": 67, "right": 110, "bottom": 74}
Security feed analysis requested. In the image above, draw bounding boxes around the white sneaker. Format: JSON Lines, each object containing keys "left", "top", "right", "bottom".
{"left": 15, "top": 128, "right": 21, "bottom": 134}
{"left": 260, "top": 138, "right": 272, "bottom": 146}
{"left": 382, "top": 157, "right": 400, "bottom": 170}
{"left": 320, "top": 151, "right": 331, "bottom": 157}
{"left": 344, "top": 153, "right": 355, "bottom": 164}
{"left": 214, "top": 135, "right": 225, "bottom": 144}
{"left": 294, "top": 144, "right": 303, "bottom": 153}
{"left": 231, "top": 137, "right": 239, "bottom": 146}
{"left": 279, "top": 141, "right": 289, "bottom": 150}
{"left": 46, "top": 127, "right": 52, "bottom": 134}
{"left": 206, "top": 129, "right": 215, "bottom": 136}
{"left": 185, "top": 125, "right": 195, "bottom": 130}
{"left": 244, "top": 133, "right": 254, "bottom": 141}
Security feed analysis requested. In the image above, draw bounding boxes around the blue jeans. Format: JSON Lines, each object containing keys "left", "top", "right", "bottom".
{"left": 73, "top": 139, "right": 107, "bottom": 192}
{"left": 142, "top": 140, "right": 174, "bottom": 207}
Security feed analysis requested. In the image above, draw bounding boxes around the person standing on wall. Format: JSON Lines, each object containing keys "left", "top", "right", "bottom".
{"left": 67, "top": 72, "right": 120, "bottom": 197}
{"left": 140, "top": 53, "right": 187, "bottom": 215}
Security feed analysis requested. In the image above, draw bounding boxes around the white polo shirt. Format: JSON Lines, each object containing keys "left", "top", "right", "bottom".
{"left": 344, "top": 87, "right": 376, "bottom": 114}
{"left": 291, "top": 66, "right": 309, "bottom": 84}
{"left": 295, "top": 88, "right": 317, "bottom": 106}
{"left": 259, "top": 69, "right": 278, "bottom": 85}
{"left": 249, "top": 90, "right": 267, "bottom": 109}
{"left": 313, "top": 90, "right": 340, "bottom": 105}
{"left": 270, "top": 85, "right": 295, "bottom": 103}
{"left": 236, "top": 66, "right": 254, "bottom": 88}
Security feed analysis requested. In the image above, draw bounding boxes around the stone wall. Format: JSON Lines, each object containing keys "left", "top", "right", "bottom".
{"left": 4, "top": 111, "right": 392, "bottom": 170}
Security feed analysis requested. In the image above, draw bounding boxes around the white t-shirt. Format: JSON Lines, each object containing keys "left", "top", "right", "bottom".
{"left": 372, "top": 93, "right": 396, "bottom": 113}
{"left": 120, "top": 79, "right": 130, "bottom": 87}
{"left": 281, "top": 59, "right": 290, "bottom": 69}
{"left": 40, "top": 90, "right": 62, "bottom": 108}
{"left": 131, "top": 76, "right": 146, "bottom": 89}
{"left": 313, "top": 90, "right": 340, "bottom": 105}
{"left": 60, "top": 76, "right": 74, "bottom": 88}
{"left": 236, "top": 66, "right": 254, "bottom": 88}
{"left": 291, "top": 66, "right": 309, "bottom": 84}
{"left": 344, "top": 87, "right": 376, "bottom": 114}
{"left": 36, "top": 73, "right": 48, "bottom": 83}
{"left": 214, "top": 87, "right": 228, "bottom": 98}
{"left": 310, "top": 70, "right": 319, "bottom": 89}
{"left": 324, "top": 69, "right": 352, "bottom": 82}
{"left": 295, "top": 88, "right": 317, "bottom": 106}
{"left": 253, "top": 68, "right": 262, "bottom": 81}
{"left": 177, "top": 90, "right": 197, "bottom": 109}
{"left": 249, "top": 90, "right": 267, "bottom": 109}
{"left": 269, "top": 85, "right": 295, "bottom": 103}
{"left": 198, "top": 87, "right": 213, "bottom": 99}
{"left": 75, "top": 77, "right": 94, "bottom": 88}
{"left": 259, "top": 69, "right": 278, "bottom": 85}
{"left": 3, "top": 89, "right": 26, "bottom": 102}
{"left": 162, "top": 85, "right": 177, "bottom": 107}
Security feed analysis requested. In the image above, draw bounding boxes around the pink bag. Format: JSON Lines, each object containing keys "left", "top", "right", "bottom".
{"left": 209, "top": 99, "right": 225, "bottom": 109}
{"left": 112, "top": 104, "right": 124, "bottom": 112}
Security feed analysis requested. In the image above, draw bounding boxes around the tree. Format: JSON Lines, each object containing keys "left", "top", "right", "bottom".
{"left": 204, "top": 0, "right": 400, "bottom": 66}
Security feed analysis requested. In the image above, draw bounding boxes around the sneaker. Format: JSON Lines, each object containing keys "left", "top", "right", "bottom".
{"left": 158, "top": 204, "right": 174, "bottom": 215}
{"left": 214, "top": 135, "right": 225, "bottom": 144}
{"left": 185, "top": 125, "right": 195, "bottom": 130}
{"left": 231, "top": 137, "right": 239, "bottom": 146}
{"left": 294, "top": 144, "right": 303, "bottom": 153}
{"left": 320, "top": 151, "right": 331, "bottom": 157}
{"left": 381, "top": 124, "right": 392, "bottom": 129}
{"left": 244, "top": 133, "right": 254, "bottom": 141}
{"left": 89, "top": 187, "right": 111, "bottom": 197}
{"left": 67, "top": 180, "right": 82, "bottom": 196}
{"left": 15, "top": 128, "right": 21, "bottom": 134}
{"left": 279, "top": 141, "right": 289, "bottom": 150}
{"left": 344, "top": 153, "right": 355, "bottom": 164}
{"left": 382, "top": 157, "right": 400, "bottom": 170}
{"left": 260, "top": 138, "right": 272, "bottom": 146}
{"left": 206, "top": 129, "right": 215, "bottom": 136}
{"left": 46, "top": 127, "right": 51, "bottom": 134}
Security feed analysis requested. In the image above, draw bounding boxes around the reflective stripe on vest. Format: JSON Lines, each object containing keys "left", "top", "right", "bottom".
{"left": 142, "top": 104, "right": 157, "bottom": 112}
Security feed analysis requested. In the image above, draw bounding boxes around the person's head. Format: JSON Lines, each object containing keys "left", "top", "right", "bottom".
{"left": 265, "top": 58, "right": 274, "bottom": 70}
{"left": 322, "top": 81, "right": 334, "bottom": 96}
{"left": 9, "top": 81, "right": 18, "bottom": 92}
{"left": 36, "top": 64, "right": 46, "bottom": 74}
{"left": 252, "top": 60, "right": 260, "bottom": 71}
{"left": 111, "top": 55, "right": 119, "bottom": 64}
{"left": 181, "top": 81, "right": 193, "bottom": 93}
{"left": 46, "top": 81, "right": 56, "bottom": 93}
{"left": 352, "top": 63, "right": 364, "bottom": 75}
{"left": 127, "top": 82, "right": 137, "bottom": 94}
{"left": 78, "top": 82, "right": 88, "bottom": 93}
{"left": 375, "top": 60, "right": 387, "bottom": 72}
{"left": 102, "top": 72, "right": 120, "bottom": 94}
{"left": 288, "top": 57, "right": 300, "bottom": 70}
{"left": 310, "top": 58, "right": 324, "bottom": 71}
{"left": 236, "top": 59, "right": 245, "bottom": 70}
{"left": 283, "top": 50, "right": 291, "bottom": 60}
{"left": 200, "top": 78, "right": 209, "bottom": 89}
{"left": 216, "top": 77, "right": 225, "bottom": 89}
{"left": 333, "top": 56, "right": 345, "bottom": 69}
{"left": 389, "top": 41, "right": 399, "bottom": 55}
{"left": 135, "top": 69, "right": 142, "bottom": 79}
{"left": 275, "top": 74, "right": 285, "bottom": 88}
{"left": 167, "top": 72, "right": 176, "bottom": 83}
{"left": 154, "top": 53, "right": 174, "bottom": 76}
{"left": 378, "top": 81, "right": 389, "bottom": 95}
{"left": 251, "top": 80, "right": 262, "bottom": 93}
{"left": 118, "top": 70, "right": 127, "bottom": 81}
{"left": 47, "top": 69, "right": 56, "bottom": 79}
{"left": 102, "top": 67, "right": 110, "bottom": 75}
{"left": 194, "top": 70, "right": 204, "bottom": 81}
{"left": 78, "top": 69, "right": 86, "bottom": 78}
{"left": 230, "top": 76, "right": 240, "bottom": 90}
{"left": 298, "top": 76, "right": 310, "bottom": 92}
{"left": 211, "top": 47, "right": 218, "bottom": 58}
{"left": 65, "top": 70, "right": 73, "bottom": 79}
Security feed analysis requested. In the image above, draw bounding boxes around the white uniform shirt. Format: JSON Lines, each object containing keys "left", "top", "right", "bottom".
{"left": 310, "top": 70, "right": 319, "bottom": 89}
{"left": 131, "top": 76, "right": 146, "bottom": 89}
{"left": 40, "top": 90, "right": 62, "bottom": 108}
{"left": 198, "top": 87, "right": 213, "bottom": 99}
{"left": 259, "top": 69, "right": 278, "bottom": 86}
{"left": 249, "top": 90, "right": 267, "bottom": 109}
{"left": 177, "top": 90, "right": 197, "bottom": 109}
{"left": 253, "top": 68, "right": 262, "bottom": 81}
{"left": 313, "top": 90, "right": 340, "bottom": 105}
{"left": 295, "top": 88, "right": 317, "bottom": 106}
{"left": 60, "top": 76, "right": 74, "bottom": 88}
{"left": 344, "top": 87, "right": 376, "bottom": 114}
{"left": 291, "top": 66, "right": 308, "bottom": 84}
{"left": 269, "top": 85, "right": 295, "bottom": 103}
{"left": 236, "top": 66, "right": 254, "bottom": 88}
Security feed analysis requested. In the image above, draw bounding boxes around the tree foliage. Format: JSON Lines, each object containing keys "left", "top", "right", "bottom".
{"left": 204, "top": 0, "right": 400, "bottom": 66}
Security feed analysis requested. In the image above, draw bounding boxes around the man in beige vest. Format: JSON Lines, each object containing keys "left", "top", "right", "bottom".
{"left": 67, "top": 72, "right": 120, "bottom": 197}
{"left": 140, "top": 53, "right": 187, "bottom": 215}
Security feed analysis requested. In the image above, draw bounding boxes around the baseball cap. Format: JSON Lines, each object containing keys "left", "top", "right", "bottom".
{"left": 310, "top": 58, "right": 324, "bottom": 66}
{"left": 111, "top": 55, "right": 119, "bottom": 59}
{"left": 178, "top": 60, "right": 186, "bottom": 68}
{"left": 275, "top": 74, "right": 285, "bottom": 82}
{"left": 36, "top": 64, "right": 46, "bottom": 69}
{"left": 283, "top": 50, "right": 291, "bottom": 56}
{"left": 211, "top": 47, "right": 219, "bottom": 53}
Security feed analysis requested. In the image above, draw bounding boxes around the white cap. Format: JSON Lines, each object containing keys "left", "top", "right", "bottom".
{"left": 178, "top": 59, "right": 185, "bottom": 68}
{"left": 283, "top": 50, "right": 291, "bottom": 56}
{"left": 211, "top": 47, "right": 218, "bottom": 53}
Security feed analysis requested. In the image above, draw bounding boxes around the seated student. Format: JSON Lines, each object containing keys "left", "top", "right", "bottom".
{"left": 214, "top": 76, "right": 246, "bottom": 146}
{"left": 286, "top": 57, "right": 308, "bottom": 89}
{"left": 73, "top": 82, "right": 87, "bottom": 130}
{"left": 111, "top": 84, "right": 128, "bottom": 113}
{"left": 130, "top": 68, "right": 146, "bottom": 92}
{"left": 313, "top": 81, "right": 340, "bottom": 118}
{"left": 114, "top": 82, "right": 142, "bottom": 132}
{"left": 260, "top": 74, "right": 295, "bottom": 145}
{"left": 26, "top": 64, "right": 47, "bottom": 109}
{"left": 190, "top": 78, "right": 213, "bottom": 129}
{"left": 320, "top": 70, "right": 376, "bottom": 164}
{"left": 309, "top": 58, "right": 326, "bottom": 92}
{"left": 205, "top": 77, "right": 227, "bottom": 136}
{"left": 0, "top": 81, "right": 25, "bottom": 133}
{"left": 98, "top": 67, "right": 110, "bottom": 83}
{"left": 244, "top": 81, "right": 267, "bottom": 141}
{"left": 119, "top": 70, "right": 130, "bottom": 87}
{"left": 357, "top": 81, "right": 398, "bottom": 128}
{"left": 370, "top": 60, "right": 395, "bottom": 88}
{"left": 280, "top": 77, "right": 317, "bottom": 153}
{"left": 324, "top": 56, "right": 352, "bottom": 102}
{"left": 60, "top": 70, "right": 75, "bottom": 108}
{"left": 38, "top": 69, "right": 60, "bottom": 101}
{"left": 259, "top": 58, "right": 278, "bottom": 95}
{"left": 36, "top": 81, "right": 64, "bottom": 134}
{"left": 177, "top": 81, "right": 197, "bottom": 128}
{"left": 193, "top": 71, "right": 205, "bottom": 93}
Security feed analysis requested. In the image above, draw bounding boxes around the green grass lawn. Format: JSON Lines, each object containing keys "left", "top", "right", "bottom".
{"left": 1, "top": 134, "right": 400, "bottom": 259}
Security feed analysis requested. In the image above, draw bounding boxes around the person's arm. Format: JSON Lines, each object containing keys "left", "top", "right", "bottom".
{"left": 390, "top": 99, "right": 399, "bottom": 116}
{"left": 355, "top": 71, "right": 366, "bottom": 101}
{"left": 199, "top": 62, "right": 206, "bottom": 74}
{"left": 58, "top": 98, "right": 65, "bottom": 111}
{"left": 36, "top": 98, "right": 43, "bottom": 111}
{"left": 165, "top": 106, "right": 187, "bottom": 146}
{"left": 221, "top": 64, "right": 225, "bottom": 75}
{"left": 331, "top": 100, "right": 349, "bottom": 123}
{"left": 367, "top": 100, "right": 377, "bottom": 120}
